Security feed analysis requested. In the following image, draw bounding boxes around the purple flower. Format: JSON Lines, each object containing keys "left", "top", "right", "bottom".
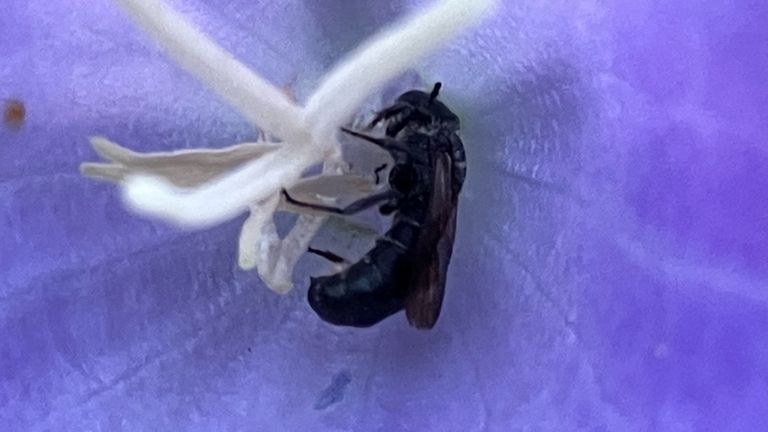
{"left": 2, "top": 0, "right": 766, "bottom": 431}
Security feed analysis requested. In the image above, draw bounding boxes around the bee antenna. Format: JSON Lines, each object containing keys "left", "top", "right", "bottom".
{"left": 428, "top": 82, "right": 442, "bottom": 104}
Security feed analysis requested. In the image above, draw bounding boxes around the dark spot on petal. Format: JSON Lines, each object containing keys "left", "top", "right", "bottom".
{"left": 3, "top": 99, "right": 26, "bottom": 130}
{"left": 313, "top": 369, "right": 352, "bottom": 410}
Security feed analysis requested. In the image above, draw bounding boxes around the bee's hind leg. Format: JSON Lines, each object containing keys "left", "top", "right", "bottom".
{"left": 308, "top": 247, "right": 351, "bottom": 273}
{"left": 282, "top": 189, "right": 399, "bottom": 216}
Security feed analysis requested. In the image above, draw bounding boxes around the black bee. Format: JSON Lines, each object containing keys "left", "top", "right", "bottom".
{"left": 283, "top": 82, "right": 466, "bottom": 329}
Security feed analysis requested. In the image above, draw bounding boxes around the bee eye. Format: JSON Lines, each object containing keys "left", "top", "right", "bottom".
{"left": 379, "top": 203, "right": 397, "bottom": 215}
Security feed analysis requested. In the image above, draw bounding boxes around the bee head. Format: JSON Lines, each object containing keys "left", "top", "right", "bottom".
{"left": 395, "top": 82, "right": 460, "bottom": 131}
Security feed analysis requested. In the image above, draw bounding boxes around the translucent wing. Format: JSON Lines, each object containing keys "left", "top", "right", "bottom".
{"left": 405, "top": 150, "right": 458, "bottom": 329}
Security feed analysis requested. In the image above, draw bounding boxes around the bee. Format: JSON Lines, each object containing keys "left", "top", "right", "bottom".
{"left": 283, "top": 82, "right": 466, "bottom": 329}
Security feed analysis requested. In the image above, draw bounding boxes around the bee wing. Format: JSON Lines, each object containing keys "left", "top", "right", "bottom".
{"left": 405, "top": 151, "right": 458, "bottom": 329}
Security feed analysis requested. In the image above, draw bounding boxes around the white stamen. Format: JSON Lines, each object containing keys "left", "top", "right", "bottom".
{"left": 85, "top": 0, "right": 496, "bottom": 291}
{"left": 122, "top": 143, "right": 317, "bottom": 228}
{"left": 304, "top": 0, "right": 499, "bottom": 144}
{"left": 261, "top": 156, "right": 349, "bottom": 291}
{"left": 119, "top": 0, "right": 496, "bottom": 228}
{"left": 267, "top": 214, "right": 324, "bottom": 294}
{"left": 238, "top": 197, "right": 280, "bottom": 271}
{"left": 116, "top": 0, "right": 307, "bottom": 143}
{"left": 82, "top": 136, "right": 280, "bottom": 187}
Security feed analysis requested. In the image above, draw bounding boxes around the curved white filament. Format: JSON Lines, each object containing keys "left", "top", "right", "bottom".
{"left": 304, "top": 0, "right": 499, "bottom": 144}
{"left": 116, "top": 0, "right": 307, "bottom": 143}
{"left": 121, "top": 144, "right": 319, "bottom": 228}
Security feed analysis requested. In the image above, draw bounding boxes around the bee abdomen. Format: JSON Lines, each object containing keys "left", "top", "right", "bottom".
{"left": 308, "top": 232, "right": 414, "bottom": 327}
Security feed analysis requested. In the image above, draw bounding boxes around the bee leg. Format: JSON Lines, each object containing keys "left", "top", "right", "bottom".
{"left": 367, "top": 103, "right": 410, "bottom": 129}
{"left": 282, "top": 189, "right": 399, "bottom": 216}
{"left": 384, "top": 107, "right": 433, "bottom": 137}
{"left": 308, "top": 247, "right": 348, "bottom": 264}
{"left": 373, "top": 163, "right": 388, "bottom": 184}
{"left": 308, "top": 248, "right": 351, "bottom": 273}
{"left": 340, "top": 127, "right": 410, "bottom": 154}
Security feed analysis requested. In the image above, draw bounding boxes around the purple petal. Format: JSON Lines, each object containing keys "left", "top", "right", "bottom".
{"left": 2, "top": 1, "right": 766, "bottom": 431}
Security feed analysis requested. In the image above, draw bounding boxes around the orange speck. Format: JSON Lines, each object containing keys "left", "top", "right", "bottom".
{"left": 281, "top": 76, "right": 298, "bottom": 102}
{"left": 4, "top": 99, "right": 26, "bottom": 129}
